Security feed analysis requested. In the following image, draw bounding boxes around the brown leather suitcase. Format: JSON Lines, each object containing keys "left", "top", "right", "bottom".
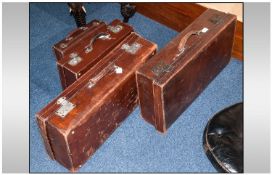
{"left": 36, "top": 32, "right": 157, "bottom": 171}
{"left": 53, "top": 19, "right": 106, "bottom": 61}
{"left": 136, "top": 9, "right": 237, "bottom": 133}
{"left": 56, "top": 19, "right": 134, "bottom": 89}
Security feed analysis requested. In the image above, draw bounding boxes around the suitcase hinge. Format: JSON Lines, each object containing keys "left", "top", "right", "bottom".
{"left": 55, "top": 97, "right": 76, "bottom": 118}
{"left": 121, "top": 42, "right": 142, "bottom": 54}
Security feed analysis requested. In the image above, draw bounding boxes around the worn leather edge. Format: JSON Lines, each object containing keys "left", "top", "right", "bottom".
{"left": 36, "top": 115, "right": 55, "bottom": 159}
{"left": 57, "top": 64, "right": 68, "bottom": 90}
{"left": 153, "top": 82, "right": 167, "bottom": 133}
{"left": 46, "top": 121, "right": 74, "bottom": 171}
{"left": 136, "top": 71, "right": 156, "bottom": 126}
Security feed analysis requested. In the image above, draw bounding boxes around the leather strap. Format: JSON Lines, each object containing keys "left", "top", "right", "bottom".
{"left": 177, "top": 27, "right": 209, "bottom": 55}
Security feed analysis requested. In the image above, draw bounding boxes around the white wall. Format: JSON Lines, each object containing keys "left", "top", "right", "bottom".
{"left": 198, "top": 3, "right": 243, "bottom": 22}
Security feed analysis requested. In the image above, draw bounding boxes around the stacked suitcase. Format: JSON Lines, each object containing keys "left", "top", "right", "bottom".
{"left": 37, "top": 19, "right": 157, "bottom": 171}
{"left": 36, "top": 9, "right": 236, "bottom": 171}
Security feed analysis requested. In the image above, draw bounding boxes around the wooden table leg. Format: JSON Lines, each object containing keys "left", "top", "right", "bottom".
{"left": 68, "top": 3, "right": 86, "bottom": 27}
{"left": 120, "top": 3, "right": 136, "bottom": 23}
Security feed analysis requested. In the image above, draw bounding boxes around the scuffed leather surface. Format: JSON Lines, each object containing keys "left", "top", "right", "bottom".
{"left": 203, "top": 102, "right": 243, "bottom": 173}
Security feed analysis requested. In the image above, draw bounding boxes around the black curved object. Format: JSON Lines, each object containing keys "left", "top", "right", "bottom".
{"left": 68, "top": 3, "right": 86, "bottom": 27}
{"left": 203, "top": 102, "right": 243, "bottom": 173}
{"left": 120, "top": 3, "right": 136, "bottom": 23}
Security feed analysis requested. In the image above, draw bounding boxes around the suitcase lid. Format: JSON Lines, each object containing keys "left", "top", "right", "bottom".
{"left": 37, "top": 32, "right": 157, "bottom": 134}
{"left": 137, "top": 9, "right": 236, "bottom": 86}
{"left": 57, "top": 19, "right": 134, "bottom": 76}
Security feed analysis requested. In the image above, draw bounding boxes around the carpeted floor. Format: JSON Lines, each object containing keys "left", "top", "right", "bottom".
{"left": 30, "top": 2, "right": 243, "bottom": 173}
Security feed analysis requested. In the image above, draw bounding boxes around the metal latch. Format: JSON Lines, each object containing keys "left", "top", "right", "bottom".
{"left": 68, "top": 53, "right": 82, "bottom": 66}
{"left": 60, "top": 43, "right": 68, "bottom": 49}
{"left": 55, "top": 97, "right": 75, "bottom": 118}
{"left": 107, "top": 25, "right": 123, "bottom": 33}
{"left": 121, "top": 42, "right": 142, "bottom": 54}
{"left": 151, "top": 60, "right": 172, "bottom": 76}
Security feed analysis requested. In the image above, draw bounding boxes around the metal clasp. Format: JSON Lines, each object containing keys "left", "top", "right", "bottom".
{"left": 55, "top": 97, "right": 75, "bottom": 118}
{"left": 60, "top": 43, "right": 68, "bottom": 49}
{"left": 114, "top": 65, "right": 123, "bottom": 74}
{"left": 68, "top": 53, "right": 82, "bottom": 66}
{"left": 107, "top": 25, "right": 123, "bottom": 33}
{"left": 121, "top": 42, "right": 142, "bottom": 54}
{"left": 151, "top": 61, "right": 172, "bottom": 76}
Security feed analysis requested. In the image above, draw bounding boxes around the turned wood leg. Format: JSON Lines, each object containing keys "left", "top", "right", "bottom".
{"left": 68, "top": 3, "right": 86, "bottom": 27}
{"left": 120, "top": 3, "right": 136, "bottom": 23}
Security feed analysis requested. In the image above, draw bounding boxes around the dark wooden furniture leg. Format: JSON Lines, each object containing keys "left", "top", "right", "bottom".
{"left": 68, "top": 3, "right": 86, "bottom": 27}
{"left": 120, "top": 3, "right": 136, "bottom": 23}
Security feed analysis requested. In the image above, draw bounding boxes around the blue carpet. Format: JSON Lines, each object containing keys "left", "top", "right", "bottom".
{"left": 30, "top": 3, "right": 243, "bottom": 173}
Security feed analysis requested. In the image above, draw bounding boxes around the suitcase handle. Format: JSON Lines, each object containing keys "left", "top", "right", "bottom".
{"left": 68, "top": 32, "right": 112, "bottom": 66}
{"left": 151, "top": 28, "right": 209, "bottom": 76}
{"left": 177, "top": 27, "right": 209, "bottom": 55}
{"left": 88, "top": 62, "right": 122, "bottom": 88}
{"left": 84, "top": 32, "right": 111, "bottom": 53}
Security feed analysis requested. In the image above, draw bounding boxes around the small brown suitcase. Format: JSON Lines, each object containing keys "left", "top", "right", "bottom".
{"left": 36, "top": 32, "right": 157, "bottom": 171}
{"left": 56, "top": 19, "right": 134, "bottom": 89}
{"left": 136, "top": 9, "right": 237, "bottom": 133}
{"left": 53, "top": 19, "right": 106, "bottom": 61}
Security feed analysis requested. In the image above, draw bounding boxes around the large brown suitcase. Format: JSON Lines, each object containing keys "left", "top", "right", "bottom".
{"left": 56, "top": 19, "right": 134, "bottom": 89}
{"left": 36, "top": 32, "right": 157, "bottom": 171}
{"left": 136, "top": 9, "right": 237, "bottom": 133}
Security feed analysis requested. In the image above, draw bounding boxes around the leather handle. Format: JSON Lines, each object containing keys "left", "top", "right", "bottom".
{"left": 151, "top": 27, "right": 209, "bottom": 76}
{"left": 88, "top": 62, "right": 122, "bottom": 88}
{"left": 84, "top": 32, "right": 110, "bottom": 53}
{"left": 177, "top": 27, "right": 209, "bottom": 54}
